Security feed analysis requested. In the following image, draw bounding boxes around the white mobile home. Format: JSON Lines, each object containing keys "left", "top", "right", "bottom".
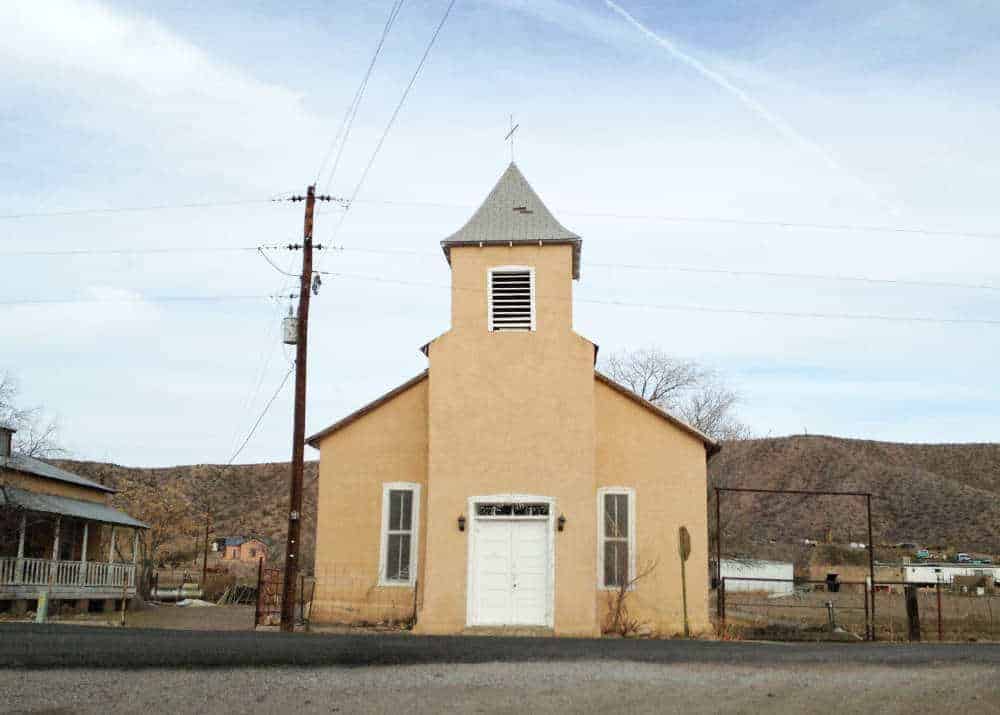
{"left": 903, "top": 563, "right": 1000, "bottom": 585}
{"left": 720, "top": 559, "right": 794, "bottom": 595}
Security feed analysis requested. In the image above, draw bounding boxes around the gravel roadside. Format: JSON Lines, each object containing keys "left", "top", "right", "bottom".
{"left": 3, "top": 661, "right": 998, "bottom": 714}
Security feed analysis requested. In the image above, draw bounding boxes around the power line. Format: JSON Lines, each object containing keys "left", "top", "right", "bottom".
{"left": 225, "top": 366, "right": 294, "bottom": 467}
{"left": 315, "top": 270, "right": 1000, "bottom": 327}
{"left": 0, "top": 198, "right": 281, "bottom": 221}
{"left": 0, "top": 294, "right": 281, "bottom": 306}
{"left": 3, "top": 193, "right": 998, "bottom": 243}
{"left": 315, "top": 0, "right": 406, "bottom": 188}
{"left": 325, "top": 0, "right": 457, "bottom": 251}
{"left": 2, "top": 241, "right": 997, "bottom": 293}
{"left": 344, "top": 197, "right": 1000, "bottom": 242}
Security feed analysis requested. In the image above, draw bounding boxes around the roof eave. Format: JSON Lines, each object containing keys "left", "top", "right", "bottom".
{"left": 440, "top": 238, "right": 582, "bottom": 279}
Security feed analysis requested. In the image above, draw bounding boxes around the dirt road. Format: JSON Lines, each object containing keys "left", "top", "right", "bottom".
{"left": 4, "top": 660, "right": 998, "bottom": 714}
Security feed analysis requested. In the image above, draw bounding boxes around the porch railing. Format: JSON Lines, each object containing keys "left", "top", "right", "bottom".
{"left": 0, "top": 557, "right": 135, "bottom": 590}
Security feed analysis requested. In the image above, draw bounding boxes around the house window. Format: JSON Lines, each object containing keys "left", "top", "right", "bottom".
{"left": 249, "top": 549, "right": 256, "bottom": 558}
{"left": 487, "top": 267, "right": 535, "bottom": 331}
{"left": 598, "top": 488, "right": 635, "bottom": 589}
{"left": 379, "top": 482, "right": 421, "bottom": 586}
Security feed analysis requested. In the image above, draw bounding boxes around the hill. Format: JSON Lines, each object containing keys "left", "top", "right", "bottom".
{"left": 53, "top": 435, "right": 1000, "bottom": 572}
{"left": 708, "top": 435, "right": 1000, "bottom": 555}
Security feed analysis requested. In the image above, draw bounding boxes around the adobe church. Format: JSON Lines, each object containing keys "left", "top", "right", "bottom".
{"left": 307, "top": 163, "right": 718, "bottom": 636}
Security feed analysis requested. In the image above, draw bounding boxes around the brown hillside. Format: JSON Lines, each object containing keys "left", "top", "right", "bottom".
{"left": 49, "top": 435, "right": 999, "bottom": 572}
{"left": 54, "top": 460, "right": 320, "bottom": 571}
{"left": 709, "top": 436, "right": 1000, "bottom": 554}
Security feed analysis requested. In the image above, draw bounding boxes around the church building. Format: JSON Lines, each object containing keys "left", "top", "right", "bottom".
{"left": 307, "top": 163, "right": 718, "bottom": 636}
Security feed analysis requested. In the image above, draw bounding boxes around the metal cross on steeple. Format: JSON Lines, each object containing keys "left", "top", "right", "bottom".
{"left": 504, "top": 114, "right": 520, "bottom": 162}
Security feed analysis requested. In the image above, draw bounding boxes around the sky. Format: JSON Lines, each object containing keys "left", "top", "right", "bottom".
{"left": 1, "top": 0, "right": 998, "bottom": 466}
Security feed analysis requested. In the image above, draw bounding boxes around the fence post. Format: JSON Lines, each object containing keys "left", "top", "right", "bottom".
{"left": 904, "top": 585, "right": 921, "bottom": 641}
{"left": 719, "top": 577, "right": 726, "bottom": 638}
{"left": 936, "top": 581, "right": 943, "bottom": 641}
{"left": 254, "top": 556, "right": 263, "bottom": 629}
{"left": 863, "top": 576, "right": 871, "bottom": 641}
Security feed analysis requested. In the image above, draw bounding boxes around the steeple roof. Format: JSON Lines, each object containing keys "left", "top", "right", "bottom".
{"left": 441, "top": 163, "right": 582, "bottom": 278}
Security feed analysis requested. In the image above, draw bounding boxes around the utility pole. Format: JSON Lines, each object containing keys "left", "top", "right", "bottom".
{"left": 201, "top": 512, "right": 210, "bottom": 588}
{"left": 280, "top": 184, "right": 316, "bottom": 632}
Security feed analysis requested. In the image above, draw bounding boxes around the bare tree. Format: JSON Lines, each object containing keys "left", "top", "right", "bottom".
{"left": 600, "top": 347, "right": 752, "bottom": 441}
{"left": 0, "top": 371, "right": 65, "bottom": 458}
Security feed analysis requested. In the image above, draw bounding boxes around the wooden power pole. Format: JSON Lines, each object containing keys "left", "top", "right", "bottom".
{"left": 280, "top": 184, "right": 316, "bottom": 632}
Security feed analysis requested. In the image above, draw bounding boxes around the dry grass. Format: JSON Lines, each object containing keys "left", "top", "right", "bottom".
{"left": 718, "top": 588, "right": 1000, "bottom": 642}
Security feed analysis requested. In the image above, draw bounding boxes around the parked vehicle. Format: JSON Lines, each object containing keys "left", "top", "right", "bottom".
{"left": 915, "top": 549, "right": 930, "bottom": 560}
{"left": 956, "top": 553, "right": 972, "bottom": 563}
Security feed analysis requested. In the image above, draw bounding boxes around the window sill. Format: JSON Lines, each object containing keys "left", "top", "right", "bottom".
{"left": 377, "top": 579, "right": 416, "bottom": 589}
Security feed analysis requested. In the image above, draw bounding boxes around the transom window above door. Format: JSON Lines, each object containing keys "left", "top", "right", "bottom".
{"left": 476, "top": 502, "right": 549, "bottom": 517}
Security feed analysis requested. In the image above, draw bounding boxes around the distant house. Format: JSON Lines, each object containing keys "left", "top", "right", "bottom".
{"left": 217, "top": 535, "right": 269, "bottom": 563}
{"left": 0, "top": 426, "right": 148, "bottom": 614}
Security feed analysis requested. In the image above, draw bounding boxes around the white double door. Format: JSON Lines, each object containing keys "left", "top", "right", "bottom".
{"left": 472, "top": 518, "right": 549, "bottom": 626}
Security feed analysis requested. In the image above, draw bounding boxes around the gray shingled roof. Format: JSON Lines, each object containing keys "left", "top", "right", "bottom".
{"left": 1, "top": 454, "right": 115, "bottom": 493}
{"left": 0, "top": 486, "right": 148, "bottom": 528}
{"left": 441, "top": 162, "right": 582, "bottom": 278}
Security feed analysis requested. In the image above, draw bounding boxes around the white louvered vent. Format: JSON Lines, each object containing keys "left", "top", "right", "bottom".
{"left": 488, "top": 267, "right": 535, "bottom": 331}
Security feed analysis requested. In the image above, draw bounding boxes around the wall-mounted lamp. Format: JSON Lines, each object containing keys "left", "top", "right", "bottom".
{"left": 557, "top": 514, "right": 566, "bottom": 532}
{"left": 458, "top": 515, "right": 466, "bottom": 532}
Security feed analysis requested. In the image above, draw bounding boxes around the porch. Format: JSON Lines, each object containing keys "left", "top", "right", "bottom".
{"left": 0, "top": 557, "right": 136, "bottom": 601}
{"left": 1, "top": 486, "right": 146, "bottom": 606}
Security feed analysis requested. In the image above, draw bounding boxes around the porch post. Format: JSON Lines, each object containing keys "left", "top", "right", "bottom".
{"left": 107, "top": 526, "right": 116, "bottom": 562}
{"left": 79, "top": 522, "right": 89, "bottom": 586}
{"left": 14, "top": 512, "right": 26, "bottom": 584}
{"left": 51, "top": 516, "right": 61, "bottom": 561}
{"left": 131, "top": 529, "right": 139, "bottom": 588}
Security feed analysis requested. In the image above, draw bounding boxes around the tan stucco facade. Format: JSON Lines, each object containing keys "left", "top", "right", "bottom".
{"left": 308, "top": 164, "right": 715, "bottom": 636}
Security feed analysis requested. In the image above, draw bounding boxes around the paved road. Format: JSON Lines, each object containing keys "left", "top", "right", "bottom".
{"left": 2, "top": 623, "right": 998, "bottom": 669}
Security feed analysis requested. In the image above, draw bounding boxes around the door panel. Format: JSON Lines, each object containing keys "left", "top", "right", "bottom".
{"left": 473, "top": 518, "right": 548, "bottom": 626}
{"left": 511, "top": 520, "right": 548, "bottom": 625}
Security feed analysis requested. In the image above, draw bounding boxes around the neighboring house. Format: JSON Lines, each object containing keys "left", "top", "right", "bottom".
{"left": 307, "top": 163, "right": 719, "bottom": 637}
{"left": 217, "top": 535, "right": 269, "bottom": 563}
{"left": 0, "top": 426, "right": 148, "bottom": 614}
{"left": 719, "top": 559, "right": 794, "bottom": 595}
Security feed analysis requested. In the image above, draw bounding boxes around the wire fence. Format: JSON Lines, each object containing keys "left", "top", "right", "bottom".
{"left": 717, "top": 577, "right": 999, "bottom": 642}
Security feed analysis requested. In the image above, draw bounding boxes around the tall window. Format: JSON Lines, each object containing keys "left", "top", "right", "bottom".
{"left": 488, "top": 266, "right": 535, "bottom": 331}
{"left": 598, "top": 488, "right": 635, "bottom": 589}
{"left": 380, "top": 482, "right": 421, "bottom": 586}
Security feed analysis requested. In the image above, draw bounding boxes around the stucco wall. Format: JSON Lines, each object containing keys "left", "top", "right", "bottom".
{"left": 594, "top": 380, "right": 712, "bottom": 636}
{"left": 0, "top": 469, "right": 109, "bottom": 505}
{"left": 419, "top": 244, "right": 599, "bottom": 636}
{"left": 311, "top": 378, "right": 429, "bottom": 624}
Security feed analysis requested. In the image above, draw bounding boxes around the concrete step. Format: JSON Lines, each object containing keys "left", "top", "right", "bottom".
{"left": 462, "top": 626, "right": 555, "bottom": 637}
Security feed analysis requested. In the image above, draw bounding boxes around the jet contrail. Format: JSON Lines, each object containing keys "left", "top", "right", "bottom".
{"left": 605, "top": 0, "right": 843, "bottom": 172}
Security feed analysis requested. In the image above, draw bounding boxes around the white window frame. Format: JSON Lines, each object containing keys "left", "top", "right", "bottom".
{"left": 378, "top": 482, "right": 421, "bottom": 587}
{"left": 597, "top": 487, "right": 636, "bottom": 591}
{"left": 487, "top": 265, "right": 536, "bottom": 332}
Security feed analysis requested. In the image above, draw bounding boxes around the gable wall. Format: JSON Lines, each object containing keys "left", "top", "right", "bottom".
{"left": 310, "top": 378, "right": 429, "bottom": 624}
{"left": 594, "top": 380, "right": 712, "bottom": 635}
{"left": 0, "top": 468, "right": 109, "bottom": 504}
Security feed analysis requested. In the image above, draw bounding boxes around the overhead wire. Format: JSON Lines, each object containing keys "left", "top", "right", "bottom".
{"left": 313, "top": 270, "right": 1000, "bottom": 327}
{"left": 314, "top": 0, "right": 406, "bottom": 189}
{"left": 322, "top": 0, "right": 458, "bottom": 266}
